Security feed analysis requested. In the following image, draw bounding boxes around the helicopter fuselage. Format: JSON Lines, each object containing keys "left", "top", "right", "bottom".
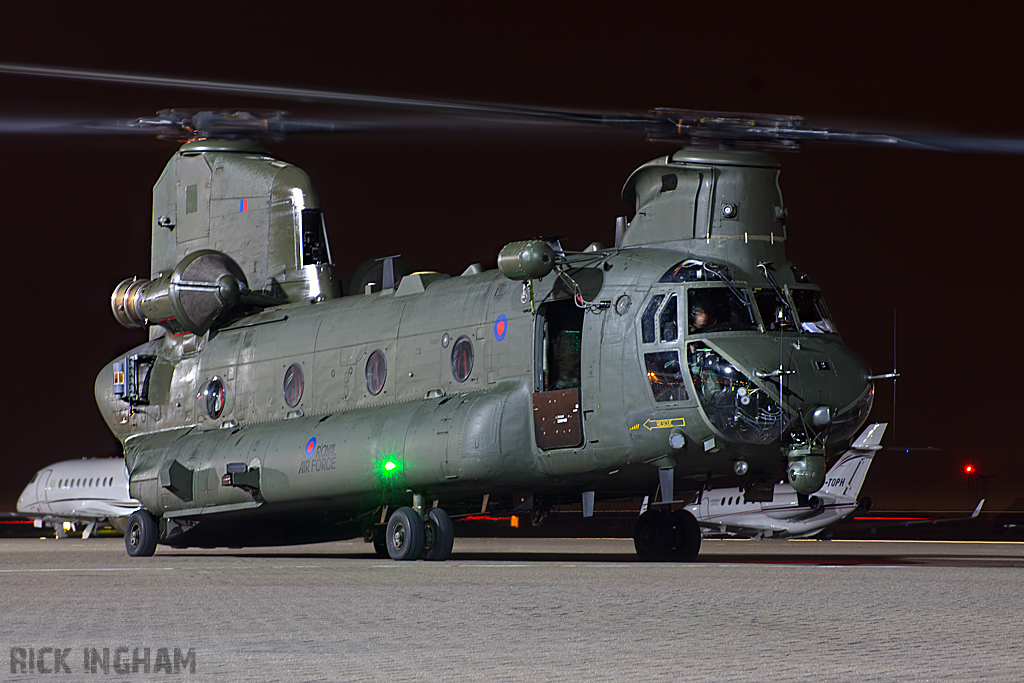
{"left": 93, "top": 141, "right": 874, "bottom": 553}
{"left": 95, "top": 245, "right": 871, "bottom": 546}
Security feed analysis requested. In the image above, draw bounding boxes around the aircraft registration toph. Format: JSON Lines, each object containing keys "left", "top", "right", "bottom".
{"left": 2, "top": 63, "right": 1021, "bottom": 562}
{"left": 15, "top": 458, "right": 140, "bottom": 538}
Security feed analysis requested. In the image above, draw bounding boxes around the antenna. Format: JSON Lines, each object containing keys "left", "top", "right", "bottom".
{"left": 892, "top": 309, "right": 897, "bottom": 447}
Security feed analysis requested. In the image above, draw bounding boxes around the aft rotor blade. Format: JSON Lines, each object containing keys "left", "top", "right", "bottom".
{"left": 0, "top": 117, "right": 173, "bottom": 135}
{"left": 0, "top": 63, "right": 658, "bottom": 132}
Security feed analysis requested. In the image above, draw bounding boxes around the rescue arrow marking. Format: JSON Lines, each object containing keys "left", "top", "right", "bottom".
{"left": 643, "top": 418, "right": 685, "bottom": 431}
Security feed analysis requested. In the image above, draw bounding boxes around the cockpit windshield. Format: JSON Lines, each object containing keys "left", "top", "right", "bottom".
{"left": 686, "top": 287, "right": 756, "bottom": 334}
{"left": 753, "top": 288, "right": 796, "bottom": 332}
{"left": 792, "top": 288, "right": 837, "bottom": 334}
{"left": 687, "top": 343, "right": 789, "bottom": 444}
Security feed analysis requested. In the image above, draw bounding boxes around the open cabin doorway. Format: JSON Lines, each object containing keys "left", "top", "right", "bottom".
{"left": 532, "top": 300, "right": 584, "bottom": 450}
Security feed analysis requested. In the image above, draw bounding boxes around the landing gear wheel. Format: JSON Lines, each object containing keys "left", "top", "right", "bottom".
{"left": 421, "top": 508, "right": 454, "bottom": 561}
{"left": 633, "top": 510, "right": 671, "bottom": 561}
{"left": 386, "top": 507, "right": 425, "bottom": 561}
{"left": 670, "top": 509, "right": 702, "bottom": 562}
{"left": 125, "top": 510, "right": 158, "bottom": 557}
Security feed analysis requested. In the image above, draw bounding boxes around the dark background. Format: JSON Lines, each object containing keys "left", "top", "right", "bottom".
{"left": 1, "top": 3, "right": 1021, "bottom": 514}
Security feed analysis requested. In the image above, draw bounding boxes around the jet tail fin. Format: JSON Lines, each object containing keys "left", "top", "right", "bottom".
{"left": 819, "top": 423, "right": 887, "bottom": 499}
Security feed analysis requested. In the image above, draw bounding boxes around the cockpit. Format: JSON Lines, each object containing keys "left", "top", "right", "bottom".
{"left": 638, "top": 259, "right": 858, "bottom": 446}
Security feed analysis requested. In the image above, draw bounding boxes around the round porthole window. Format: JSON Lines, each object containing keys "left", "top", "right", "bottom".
{"left": 451, "top": 336, "right": 474, "bottom": 383}
{"left": 283, "top": 363, "right": 304, "bottom": 407}
{"left": 204, "top": 377, "right": 226, "bottom": 419}
{"left": 365, "top": 349, "right": 387, "bottom": 395}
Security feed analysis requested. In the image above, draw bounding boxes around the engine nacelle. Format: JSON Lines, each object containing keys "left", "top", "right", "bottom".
{"left": 111, "top": 250, "right": 247, "bottom": 336}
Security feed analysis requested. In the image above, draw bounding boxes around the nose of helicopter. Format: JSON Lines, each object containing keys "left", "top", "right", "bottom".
{"left": 785, "top": 336, "right": 874, "bottom": 442}
{"left": 710, "top": 334, "right": 873, "bottom": 443}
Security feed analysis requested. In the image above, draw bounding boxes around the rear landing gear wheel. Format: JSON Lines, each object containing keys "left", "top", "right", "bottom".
{"left": 670, "top": 509, "right": 701, "bottom": 562}
{"left": 386, "top": 507, "right": 424, "bottom": 561}
{"left": 633, "top": 510, "right": 671, "bottom": 561}
{"left": 422, "top": 508, "right": 454, "bottom": 561}
{"left": 125, "top": 510, "right": 158, "bottom": 557}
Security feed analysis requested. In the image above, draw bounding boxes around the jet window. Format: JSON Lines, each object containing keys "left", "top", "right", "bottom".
{"left": 753, "top": 288, "right": 796, "bottom": 332}
{"left": 791, "top": 288, "right": 837, "bottom": 334}
{"left": 204, "top": 377, "right": 226, "bottom": 418}
{"left": 644, "top": 351, "right": 688, "bottom": 402}
{"left": 283, "top": 364, "right": 304, "bottom": 407}
{"left": 641, "top": 295, "right": 665, "bottom": 344}
{"left": 366, "top": 350, "right": 387, "bottom": 395}
{"left": 687, "top": 287, "right": 756, "bottom": 334}
{"left": 451, "top": 336, "right": 474, "bottom": 383}
{"left": 27, "top": 472, "right": 37, "bottom": 484}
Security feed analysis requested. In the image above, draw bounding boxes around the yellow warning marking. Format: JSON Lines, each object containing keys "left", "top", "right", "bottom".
{"left": 629, "top": 423, "right": 641, "bottom": 431}
{"left": 643, "top": 418, "right": 685, "bottom": 431}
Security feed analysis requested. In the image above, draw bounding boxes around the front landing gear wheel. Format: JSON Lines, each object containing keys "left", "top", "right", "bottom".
{"left": 125, "top": 510, "right": 158, "bottom": 557}
{"left": 422, "top": 508, "right": 454, "bottom": 561}
{"left": 670, "top": 509, "right": 702, "bottom": 562}
{"left": 633, "top": 510, "right": 671, "bottom": 561}
{"left": 386, "top": 507, "right": 425, "bottom": 561}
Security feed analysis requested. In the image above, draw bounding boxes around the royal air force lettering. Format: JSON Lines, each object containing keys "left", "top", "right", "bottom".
{"left": 298, "top": 437, "right": 337, "bottom": 474}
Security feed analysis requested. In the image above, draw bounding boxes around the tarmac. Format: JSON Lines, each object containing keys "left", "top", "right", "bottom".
{"left": 2, "top": 537, "right": 1022, "bottom": 682}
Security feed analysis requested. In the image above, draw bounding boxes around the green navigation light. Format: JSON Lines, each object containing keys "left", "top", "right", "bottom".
{"left": 374, "top": 454, "right": 404, "bottom": 481}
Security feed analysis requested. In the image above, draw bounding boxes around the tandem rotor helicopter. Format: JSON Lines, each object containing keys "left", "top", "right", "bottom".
{"left": 4, "top": 64, "right": 1022, "bottom": 562}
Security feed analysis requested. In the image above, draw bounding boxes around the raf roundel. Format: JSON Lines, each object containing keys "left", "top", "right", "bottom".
{"left": 305, "top": 438, "right": 316, "bottom": 457}
{"left": 494, "top": 314, "right": 508, "bottom": 341}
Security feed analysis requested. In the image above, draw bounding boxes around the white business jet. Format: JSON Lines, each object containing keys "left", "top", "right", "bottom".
{"left": 14, "top": 458, "right": 140, "bottom": 538}
{"left": 685, "top": 423, "right": 887, "bottom": 538}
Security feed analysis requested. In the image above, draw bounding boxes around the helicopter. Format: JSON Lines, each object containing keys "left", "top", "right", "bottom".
{"left": 3, "top": 64, "right": 1022, "bottom": 562}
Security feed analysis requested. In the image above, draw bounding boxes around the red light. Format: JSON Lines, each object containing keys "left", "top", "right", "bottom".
{"left": 964, "top": 464, "right": 975, "bottom": 474}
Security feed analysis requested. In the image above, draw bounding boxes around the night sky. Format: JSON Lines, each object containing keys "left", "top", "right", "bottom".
{"left": 2, "top": 4, "right": 1022, "bottom": 513}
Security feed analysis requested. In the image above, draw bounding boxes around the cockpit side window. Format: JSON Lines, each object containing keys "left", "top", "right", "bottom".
{"left": 644, "top": 351, "right": 687, "bottom": 402}
{"left": 792, "top": 288, "right": 837, "bottom": 334}
{"left": 687, "top": 287, "right": 757, "bottom": 334}
{"left": 641, "top": 295, "right": 665, "bottom": 344}
{"left": 753, "top": 288, "right": 796, "bottom": 332}
{"left": 660, "top": 295, "right": 678, "bottom": 342}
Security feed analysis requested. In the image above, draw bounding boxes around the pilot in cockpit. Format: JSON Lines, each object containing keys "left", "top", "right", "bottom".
{"left": 689, "top": 299, "right": 717, "bottom": 333}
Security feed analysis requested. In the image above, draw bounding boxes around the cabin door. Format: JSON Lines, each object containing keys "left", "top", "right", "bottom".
{"left": 532, "top": 300, "right": 584, "bottom": 450}
{"left": 35, "top": 469, "right": 53, "bottom": 512}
